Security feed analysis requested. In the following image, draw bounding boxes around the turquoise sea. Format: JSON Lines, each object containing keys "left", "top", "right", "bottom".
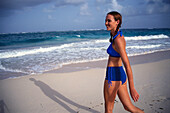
{"left": 0, "top": 29, "right": 170, "bottom": 79}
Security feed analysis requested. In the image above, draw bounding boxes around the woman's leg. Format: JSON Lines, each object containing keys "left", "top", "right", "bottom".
{"left": 104, "top": 80, "right": 121, "bottom": 113}
{"left": 117, "top": 82, "right": 144, "bottom": 113}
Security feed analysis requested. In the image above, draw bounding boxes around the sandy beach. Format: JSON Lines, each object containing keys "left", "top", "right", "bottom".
{"left": 0, "top": 50, "right": 170, "bottom": 113}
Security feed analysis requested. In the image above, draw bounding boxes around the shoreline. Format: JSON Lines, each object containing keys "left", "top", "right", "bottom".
{"left": 45, "top": 49, "right": 170, "bottom": 74}
{"left": 0, "top": 49, "right": 170, "bottom": 80}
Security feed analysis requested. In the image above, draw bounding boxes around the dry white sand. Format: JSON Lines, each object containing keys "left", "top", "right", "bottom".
{"left": 0, "top": 51, "right": 170, "bottom": 113}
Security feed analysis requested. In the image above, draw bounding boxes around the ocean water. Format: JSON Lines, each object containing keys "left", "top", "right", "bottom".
{"left": 0, "top": 29, "right": 170, "bottom": 79}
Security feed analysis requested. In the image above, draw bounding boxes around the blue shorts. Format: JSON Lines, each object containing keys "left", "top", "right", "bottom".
{"left": 105, "top": 66, "right": 127, "bottom": 86}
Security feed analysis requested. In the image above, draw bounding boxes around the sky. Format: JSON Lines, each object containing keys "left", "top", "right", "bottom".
{"left": 0, "top": 0, "right": 170, "bottom": 33}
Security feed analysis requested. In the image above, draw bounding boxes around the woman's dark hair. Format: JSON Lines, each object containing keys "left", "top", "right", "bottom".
{"left": 107, "top": 11, "right": 122, "bottom": 42}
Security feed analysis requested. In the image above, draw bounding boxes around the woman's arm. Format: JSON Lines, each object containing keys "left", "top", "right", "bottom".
{"left": 114, "top": 35, "right": 139, "bottom": 102}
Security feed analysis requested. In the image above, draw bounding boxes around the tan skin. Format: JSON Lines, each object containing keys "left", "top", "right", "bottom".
{"left": 104, "top": 14, "right": 144, "bottom": 113}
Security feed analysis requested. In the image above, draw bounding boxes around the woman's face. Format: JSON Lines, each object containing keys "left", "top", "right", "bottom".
{"left": 105, "top": 14, "right": 118, "bottom": 31}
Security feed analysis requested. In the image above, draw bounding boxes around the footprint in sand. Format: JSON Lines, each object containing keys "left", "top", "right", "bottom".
{"left": 149, "top": 95, "right": 170, "bottom": 112}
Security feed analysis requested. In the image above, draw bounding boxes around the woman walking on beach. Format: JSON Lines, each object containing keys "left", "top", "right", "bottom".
{"left": 104, "top": 11, "right": 144, "bottom": 113}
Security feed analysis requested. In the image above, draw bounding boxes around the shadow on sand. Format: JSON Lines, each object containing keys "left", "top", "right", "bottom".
{"left": 30, "top": 78, "right": 99, "bottom": 113}
{"left": 0, "top": 100, "right": 10, "bottom": 113}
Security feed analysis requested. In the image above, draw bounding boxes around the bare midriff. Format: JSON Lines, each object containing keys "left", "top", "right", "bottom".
{"left": 107, "top": 56, "right": 122, "bottom": 67}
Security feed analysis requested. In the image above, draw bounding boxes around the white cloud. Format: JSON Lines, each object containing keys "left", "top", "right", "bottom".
{"left": 55, "top": 0, "right": 85, "bottom": 7}
{"left": 96, "top": 0, "right": 106, "bottom": 3}
{"left": 107, "top": 0, "right": 123, "bottom": 12}
{"left": 0, "top": 0, "right": 53, "bottom": 10}
{"left": 119, "top": 0, "right": 170, "bottom": 16}
{"left": 95, "top": 0, "right": 123, "bottom": 14}
{"left": 0, "top": 0, "right": 86, "bottom": 11}
{"left": 146, "top": 0, "right": 170, "bottom": 14}
{"left": 64, "top": 0, "right": 85, "bottom": 4}
{"left": 95, "top": 0, "right": 169, "bottom": 17}
{"left": 43, "top": 8, "right": 54, "bottom": 13}
{"left": 80, "top": 3, "right": 91, "bottom": 16}
{"left": 48, "top": 15, "right": 55, "bottom": 20}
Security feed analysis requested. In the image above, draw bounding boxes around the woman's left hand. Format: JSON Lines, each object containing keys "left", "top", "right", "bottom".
{"left": 130, "top": 88, "right": 139, "bottom": 102}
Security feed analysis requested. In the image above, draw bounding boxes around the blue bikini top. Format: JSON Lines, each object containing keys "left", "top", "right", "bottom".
{"left": 107, "top": 31, "right": 122, "bottom": 57}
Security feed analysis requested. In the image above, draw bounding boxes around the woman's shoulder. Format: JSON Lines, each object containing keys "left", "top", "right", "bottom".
{"left": 115, "top": 34, "right": 125, "bottom": 44}
{"left": 114, "top": 35, "right": 126, "bottom": 51}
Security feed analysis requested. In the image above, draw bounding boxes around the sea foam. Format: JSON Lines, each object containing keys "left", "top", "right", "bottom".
{"left": 125, "top": 34, "right": 169, "bottom": 41}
